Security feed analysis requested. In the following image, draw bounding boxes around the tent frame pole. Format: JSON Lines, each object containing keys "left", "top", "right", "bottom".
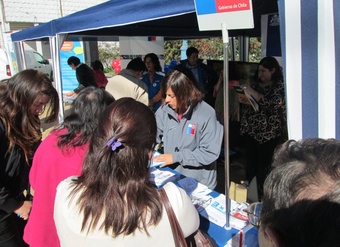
{"left": 221, "top": 23, "right": 230, "bottom": 229}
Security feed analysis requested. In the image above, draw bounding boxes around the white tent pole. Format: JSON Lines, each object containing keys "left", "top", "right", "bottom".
{"left": 18, "top": 41, "right": 27, "bottom": 70}
{"left": 49, "top": 36, "right": 64, "bottom": 124}
{"left": 221, "top": 22, "right": 230, "bottom": 229}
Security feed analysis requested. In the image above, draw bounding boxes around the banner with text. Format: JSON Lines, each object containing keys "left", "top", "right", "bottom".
{"left": 119, "top": 36, "right": 164, "bottom": 70}
{"left": 59, "top": 39, "right": 85, "bottom": 92}
{"left": 194, "top": 0, "right": 254, "bottom": 31}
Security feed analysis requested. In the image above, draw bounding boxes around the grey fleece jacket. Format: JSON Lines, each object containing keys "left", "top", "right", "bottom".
{"left": 155, "top": 101, "right": 223, "bottom": 189}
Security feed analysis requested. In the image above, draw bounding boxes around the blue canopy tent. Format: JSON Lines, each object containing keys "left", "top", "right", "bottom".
{"left": 10, "top": 1, "right": 340, "bottom": 241}
{"left": 11, "top": 21, "right": 56, "bottom": 41}
{"left": 12, "top": 0, "right": 340, "bottom": 140}
{"left": 10, "top": 0, "right": 280, "bottom": 236}
{"left": 10, "top": 0, "right": 278, "bottom": 127}
{"left": 11, "top": 0, "right": 274, "bottom": 42}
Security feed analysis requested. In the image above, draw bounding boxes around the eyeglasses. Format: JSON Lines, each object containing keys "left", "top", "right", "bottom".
{"left": 243, "top": 202, "right": 262, "bottom": 227}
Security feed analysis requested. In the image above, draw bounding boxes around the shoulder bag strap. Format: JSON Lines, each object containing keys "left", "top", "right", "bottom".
{"left": 159, "top": 188, "right": 187, "bottom": 247}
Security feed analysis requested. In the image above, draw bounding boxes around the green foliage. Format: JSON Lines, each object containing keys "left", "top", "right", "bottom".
{"left": 98, "top": 42, "right": 120, "bottom": 69}
{"left": 164, "top": 38, "right": 224, "bottom": 64}
{"left": 164, "top": 40, "right": 182, "bottom": 64}
{"left": 188, "top": 38, "right": 224, "bottom": 60}
{"left": 98, "top": 38, "right": 262, "bottom": 70}
{"left": 104, "top": 67, "right": 114, "bottom": 74}
{"left": 249, "top": 37, "right": 262, "bottom": 62}
{"left": 164, "top": 37, "right": 261, "bottom": 64}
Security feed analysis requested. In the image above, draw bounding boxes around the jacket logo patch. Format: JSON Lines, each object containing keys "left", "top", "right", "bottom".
{"left": 186, "top": 124, "right": 196, "bottom": 136}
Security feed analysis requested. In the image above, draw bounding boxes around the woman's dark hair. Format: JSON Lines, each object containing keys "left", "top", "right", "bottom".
{"left": 161, "top": 65, "right": 204, "bottom": 114}
{"left": 69, "top": 98, "right": 162, "bottom": 236}
{"left": 57, "top": 86, "right": 115, "bottom": 151}
{"left": 91, "top": 60, "right": 104, "bottom": 72}
{"left": 143, "top": 53, "right": 162, "bottom": 72}
{"left": 258, "top": 56, "right": 283, "bottom": 82}
{"left": 0, "top": 69, "right": 59, "bottom": 160}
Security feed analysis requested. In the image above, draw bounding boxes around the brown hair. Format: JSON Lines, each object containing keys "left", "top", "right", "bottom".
{"left": 161, "top": 66, "right": 204, "bottom": 114}
{"left": 69, "top": 98, "right": 162, "bottom": 236}
{"left": 0, "top": 69, "right": 59, "bottom": 161}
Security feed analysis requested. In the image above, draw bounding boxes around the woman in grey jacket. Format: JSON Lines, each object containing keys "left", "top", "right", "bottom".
{"left": 154, "top": 66, "right": 223, "bottom": 189}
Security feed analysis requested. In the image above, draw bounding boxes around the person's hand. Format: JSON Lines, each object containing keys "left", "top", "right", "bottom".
{"left": 213, "top": 70, "right": 223, "bottom": 97}
{"left": 243, "top": 85, "right": 263, "bottom": 101}
{"left": 65, "top": 91, "right": 76, "bottom": 97}
{"left": 213, "top": 83, "right": 220, "bottom": 97}
{"left": 14, "top": 201, "right": 32, "bottom": 220}
{"left": 242, "top": 85, "right": 253, "bottom": 95}
{"left": 154, "top": 153, "right": 174, "bottom": 167}
{"left": 238, "top": 94, "right": 251, "bottom": 105}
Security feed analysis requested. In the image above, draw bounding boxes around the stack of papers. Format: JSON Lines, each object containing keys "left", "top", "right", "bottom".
{"left": 149, "top": 168, "right": 179, "bottom": 187}
{"left": 177, "top": 177, "right": 249, "bottom": 230}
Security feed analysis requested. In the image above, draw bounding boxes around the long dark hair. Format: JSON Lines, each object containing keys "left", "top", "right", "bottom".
{"left": 161, "top": 66, "right": 204, "bottom": 114}
{"left": 258, "top": 56, "right": 283, "bottom": 82}
{"left": 144, "top": 53, "right": 162, "bottom": 72}
{"left": 69, "top": 98, "right": 162, "bottom": 236}
{"left": 56, "top": 87, "right": 115, "bottom": 151}
{"left": 0, "top": 69, "right": 59, "bottom": 160}
{"left": 91, "top": 60, "right": 104, "bottom": 72}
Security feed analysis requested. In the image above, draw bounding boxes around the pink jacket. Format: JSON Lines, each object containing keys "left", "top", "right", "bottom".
{"left": 24, "top": 129, "right": 89, "bottom": 247}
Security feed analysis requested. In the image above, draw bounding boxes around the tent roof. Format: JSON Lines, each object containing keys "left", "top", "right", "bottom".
{"left": 11, "top": 0, "right": 278, "bottom": 42}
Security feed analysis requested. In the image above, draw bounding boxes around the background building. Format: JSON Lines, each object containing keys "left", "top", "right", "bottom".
{"left": 0, "top": 0, "right": 107, "bottom": 58}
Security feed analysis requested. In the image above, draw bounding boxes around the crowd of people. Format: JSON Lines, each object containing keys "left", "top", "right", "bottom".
{"left": 1, "top": 47, "right": 338, "bottom": 247}
{"left": 24, "top": 87, "right": 114, "bottom": 247}
{"left": 0, "top": 70, "right": 59, "bottom": 246}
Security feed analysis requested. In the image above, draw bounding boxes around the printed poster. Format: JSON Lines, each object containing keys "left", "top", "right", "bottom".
{"left": 59, "top": 39, "right": 85, "bottom": 92}
{"left": 119, "top": 36, "right": 164, "bottom": 70}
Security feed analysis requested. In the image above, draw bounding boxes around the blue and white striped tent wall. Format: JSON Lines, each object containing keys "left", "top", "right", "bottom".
{"left": 278, "top": 0, "right": 340, "bottom": 140}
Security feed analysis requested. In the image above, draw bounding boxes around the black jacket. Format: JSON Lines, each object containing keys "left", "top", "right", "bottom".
{"left": 73, "top": 63, "right": 97, "bottom": 93}
{"left": 0, "top": 120, "right": 32, "bottom": 221}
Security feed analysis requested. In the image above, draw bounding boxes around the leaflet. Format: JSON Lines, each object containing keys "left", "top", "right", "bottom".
{"left": 233, "top": 85, "right": 259, "bottom": 112}
{"left": 177, "top": 177, "right": 249, "bottom": 229}
{"left": 149, "top": 168, "right": 179, "bottom": 187}
{"left": 150, "top": 151, "right": 165, "bottom": 168}
{"left": 196, "top": 194, "right": 248, "bottom": 229}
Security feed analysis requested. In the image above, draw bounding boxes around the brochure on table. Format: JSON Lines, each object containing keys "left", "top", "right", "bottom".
{"left": 177, "top": 177, "right": 249, "bottom": 230}
{"left": 150, "top": 167, "right": 259, "bottom": 247}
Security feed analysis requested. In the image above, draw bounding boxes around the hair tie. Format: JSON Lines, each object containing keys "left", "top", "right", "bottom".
{"left": 107, "top": 137, "right": 122, "bottom": 151}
